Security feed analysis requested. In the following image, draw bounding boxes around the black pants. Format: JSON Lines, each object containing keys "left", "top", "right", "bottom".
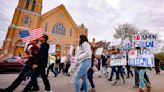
{"left": 144, "top": 72, "right": 150, "bottom": 83}
{"left": 126, "top": 65, "right": 133, "bottom": 77}
{"left": 64, "top": 63, "right": 70, "bottom": 75}
{"left": 47, "top": 63, "right": 56, "bottom": 76}
{"left": 6, "top": 64, "right": 33, "bottom": 92}
{"left": 134, "top": 69, "right": 139, "bottom": 87}
{"left": 81, "top": 68, "right": 95, "bottom": 90}
{"left": 23, "top": 67, "right": 51, "bottom": 91}
{"left": 59, "top": 63, "right": 65, "bottom": 73}
{"left": 116, "top": 66, "right": 124, "bottom": 80}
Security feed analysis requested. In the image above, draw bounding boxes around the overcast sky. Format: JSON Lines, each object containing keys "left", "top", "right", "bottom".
{"left": 0, "top": 0, "right": 164, "bottom": 48}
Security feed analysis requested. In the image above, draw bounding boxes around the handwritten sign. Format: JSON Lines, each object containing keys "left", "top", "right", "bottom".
{"left": 122, "top": 38, "right": 131, "bottom": 50}
{"left": 128, "top": 49, "right": 154, "bottom": 67}
{"left": 132, "top": 34, "right": 157, "bottom": 48}
{"left": 110, "top": 52, "right": 127, "bottom": 66}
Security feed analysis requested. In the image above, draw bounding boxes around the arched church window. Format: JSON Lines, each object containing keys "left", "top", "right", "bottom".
{"left": 31, "top": 0, "right": 36, "bottom": 11}
{"left": 25, "top": 0, "right": 30, "bottom": 9}
{"left": 52, "top": 23, "right": 66, "bottom": 35}
{"left": 23, "top": 16, "right": 30, "bottom": 24}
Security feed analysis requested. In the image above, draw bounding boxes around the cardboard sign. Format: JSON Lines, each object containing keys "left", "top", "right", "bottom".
{"left": 128, "top": 49, "right": 155, "bottom": 67}
{"left": 110, "top": 52, "right": 127, "bottom": 66}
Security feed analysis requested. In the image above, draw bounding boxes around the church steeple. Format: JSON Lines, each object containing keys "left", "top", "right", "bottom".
{"left": 1, "top": 0, "right": 43, "bottom": 56}
{"left": 17, "top": 0, "right": 42, "bottom": 14}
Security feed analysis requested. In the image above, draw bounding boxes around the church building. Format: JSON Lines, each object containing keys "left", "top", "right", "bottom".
{"left": 1, "top": 0, "right": 88, "bottom": 56}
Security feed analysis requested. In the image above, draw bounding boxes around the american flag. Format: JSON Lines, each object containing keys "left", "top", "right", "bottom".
{"left": 19, "top": 28, "right": 43, "bottom": 42}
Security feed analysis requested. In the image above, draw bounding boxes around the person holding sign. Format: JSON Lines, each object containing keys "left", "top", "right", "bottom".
{"left": 112, "top": 48, "right": 125, "bottom": 85}
{"left": 132, "top": 47, "right": 151, "bottom": 92}
{"left": 47, "top": 54, "right": 57, "bottom": 77}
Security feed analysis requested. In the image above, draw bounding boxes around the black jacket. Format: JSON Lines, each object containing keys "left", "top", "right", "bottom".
{"left": 37, "top": 42, "right": 49, "bottom": 68}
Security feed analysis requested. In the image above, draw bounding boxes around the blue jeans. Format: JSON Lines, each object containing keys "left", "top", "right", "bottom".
{"left": 138, "top": 69, "right": 148, "bottom": 89}
{"left": 74, "top": 59, "right": 91, "bottom": 92}
{"left": 109, "top": 66, "right": 116, "bottom": 80}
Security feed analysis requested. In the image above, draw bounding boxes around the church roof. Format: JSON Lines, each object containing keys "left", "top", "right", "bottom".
{"left": 41, "top": 4, "right": 78, "bottom": 30}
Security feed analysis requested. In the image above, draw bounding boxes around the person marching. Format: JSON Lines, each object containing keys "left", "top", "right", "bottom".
{"left": 23, "top": 35, "right": 52, "bottom": 92}
{"left": 81, "top": 49, "right": 96, "bottom": 92}
{"left": 74, "top": 35, "right": 92, "bottom": 92}
{"left": 0, "top": 40, "right": 39, "bottom": 92}
{"left": 47, "top": 54, "right": 57, "bottom": 77}
{"left": 112, "top": 48, "right": 125, "bottom": 85}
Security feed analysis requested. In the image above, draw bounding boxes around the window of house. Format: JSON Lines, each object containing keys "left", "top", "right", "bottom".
{"left": 52, "top": 23, "right": 66, "bottom": 35}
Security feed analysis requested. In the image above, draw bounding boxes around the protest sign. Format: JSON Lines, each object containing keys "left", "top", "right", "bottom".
{"left": 49, "top": 44, "right": 56, "bottom": 54}
{"left": 128, "top": 49, "right": 154, "bottom": 67}
{"left": 68, "top": 45, "right": 74, "bottom": 56}
{"left": 110, "top": 52, "right": 127, "bottom": 66}
{"left": 96, "top": 48, "right": 103, "bottom": 55}
{"left": 121, "top": 38, "right": 131, "bottom": 50}
{"left": 132, "top": 34, "right": 157, "bottom": 48}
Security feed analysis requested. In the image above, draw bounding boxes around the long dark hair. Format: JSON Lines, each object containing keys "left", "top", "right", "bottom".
{"left": 79, "top": 35, "right": 89, "bottom": 46}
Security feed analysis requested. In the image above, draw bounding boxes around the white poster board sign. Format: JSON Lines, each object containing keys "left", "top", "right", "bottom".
{"left": 68, "top": 45, "right": 74, "bottom": 56}
{"left": 128, "top": 49, "right": 155, "bottom": 67}
{"left": 96, "top": 48, "right": 103, "bottom": 55}
{"left": 132, "top": 34, "right": 157, "bottom": 48}
{"left": 122, "top": 38, "right": 131, "bottom": 50}
{"left": 49, "top": 44, "right": 56, "bottom": 54}
{"left": 110, "top": 52, "right": 127, "bottom": 66}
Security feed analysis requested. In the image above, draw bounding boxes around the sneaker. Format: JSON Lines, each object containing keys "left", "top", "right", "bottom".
{"left": 112, "top": 81, "right": 117, "bottom": 85}
{"left": 108, "top": 79, "right": 112, "bottom": 81}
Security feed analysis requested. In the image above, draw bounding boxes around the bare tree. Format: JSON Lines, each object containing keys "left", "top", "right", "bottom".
{"left": 114, "top": 23, "right": 139, "bottom": 41}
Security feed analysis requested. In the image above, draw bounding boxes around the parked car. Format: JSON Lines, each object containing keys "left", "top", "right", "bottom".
{"left": 0, "top": 56, "right": 23, "bottom": 73}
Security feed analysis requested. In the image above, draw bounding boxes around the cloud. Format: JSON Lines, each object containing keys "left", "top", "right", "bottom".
{"left": 0, "top": 0, "right": 164, "bottom": 48}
